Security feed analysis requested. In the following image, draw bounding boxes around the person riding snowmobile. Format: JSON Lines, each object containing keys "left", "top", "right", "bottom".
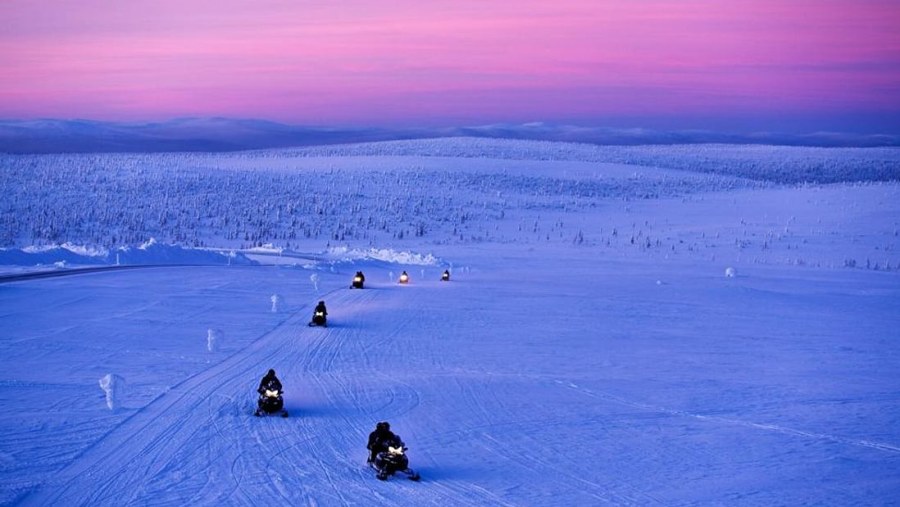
{"left": 257, "top": 369, "right": 283, "bottom": 396}
{"left": 367, "top": 421, "right": 402, "bottom": 463}
{"left": 310, "top": 300, "right": 328, "bottom": 326}
{"left": 366, "top": 421, "right": 420, "bottom": 480}
{"left": 255, "top": 369, "right": 287, "bottom": 417}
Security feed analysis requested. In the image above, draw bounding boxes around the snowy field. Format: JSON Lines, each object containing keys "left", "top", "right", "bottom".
{"left": 1, "top": 139, "right": 899, "bottom": 505}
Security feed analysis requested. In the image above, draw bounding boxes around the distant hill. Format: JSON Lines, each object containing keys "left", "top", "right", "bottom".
{"left": 0, "top": 118, "right": 430, "bottom": 153}
{"left": 1, "top": 118, "right": 897, "bottom": 153}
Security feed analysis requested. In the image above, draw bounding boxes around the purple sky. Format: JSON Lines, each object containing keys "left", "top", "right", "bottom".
{"left": 2, "top": 0, "right": 899, "bottom": 132}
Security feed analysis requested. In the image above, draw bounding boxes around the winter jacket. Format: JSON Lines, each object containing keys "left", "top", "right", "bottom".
{"left": 368, "top": 429, "right": 402, "bottom": 452}
{"left": 258, "top": 375, "right": 283, "bottom": 394}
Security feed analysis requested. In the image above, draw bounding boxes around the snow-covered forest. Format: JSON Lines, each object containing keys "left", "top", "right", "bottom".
{"left": 2, "top": 139, "right": 898, "bottom": 270}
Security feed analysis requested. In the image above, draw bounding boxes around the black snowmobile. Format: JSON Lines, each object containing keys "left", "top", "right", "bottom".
{"left": 309, "top": 309, "right": 327, "bottom": 327}
{"left": 309, "top": 300, "right": 328, "bottom": 327}
{"left": 370, "top": 444, "right": 420, "bottom": 481}
{"left": 255, "top": 388, "right": 288, "bottom": 417}
{"left": 440, "top": 270, "right": 450, "bottom": 282}
{"left": 398, "top": 271, "right": 409, "bottom": 284}
{"left": 351, "top": 272, "right": 365, "bottom": 289}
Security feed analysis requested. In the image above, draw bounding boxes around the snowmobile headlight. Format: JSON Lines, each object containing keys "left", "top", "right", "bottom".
{"left": 388, "top": 446, "right": 404, "bottom": 455}
{"left": 265, "top": 389, "right": 279, "bottom": 397}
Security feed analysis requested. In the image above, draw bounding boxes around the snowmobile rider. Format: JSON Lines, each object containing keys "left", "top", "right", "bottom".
{"left": 367, "top": 421, "right": 403, "bottom": 463}
{"left": 351, "top": 271, "right": 366, "bottom": 289}
{"left": 257, "top": 369, "right": 283, "bottom": 396}
{"left": 314, "top": 300, "right": 328, "bottom": 316}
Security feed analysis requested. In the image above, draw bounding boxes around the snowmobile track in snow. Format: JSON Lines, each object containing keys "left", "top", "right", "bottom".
{"left": 19, "top": 282, "right": 348, "bottom": 505}
{"left": 17, "top": 276, "right": 506, "bottom": 506}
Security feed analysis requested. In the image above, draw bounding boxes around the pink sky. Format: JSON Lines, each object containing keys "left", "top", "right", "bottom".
{"left": 1, "top": 0, "right": 898, "bottom": 131}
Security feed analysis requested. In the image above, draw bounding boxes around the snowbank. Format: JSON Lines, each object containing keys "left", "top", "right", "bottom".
{"left": 0, "top": 240, "right": 256, "bottom": 273}
{"left": 327, "top": 246, "right": 440, "bottom": 266}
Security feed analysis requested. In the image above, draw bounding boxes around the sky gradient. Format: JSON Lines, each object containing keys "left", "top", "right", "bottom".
{"left": 2, "top": 0, "right": 899, "bottom": 132}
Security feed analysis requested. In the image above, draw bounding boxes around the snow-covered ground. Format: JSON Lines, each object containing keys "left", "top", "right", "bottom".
{"left": 1, "top": 139, "right": 899, "bottom": 505}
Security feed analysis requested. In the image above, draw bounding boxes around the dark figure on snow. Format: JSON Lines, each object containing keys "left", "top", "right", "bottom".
{"left": 255, "top": 369, "right": 287, "bottom": 417}
{"left": 258, "top": 369, "right": 283, "bottom": 395}
{"left": 310, "top": 300, "right": 328, "bottom": 326}
{"left": 441, "top": 269, "right": 450, "bottom": 281}
{"left": 313, "top": 301, "right": 328, "bottom": 317}
{"left": 367, "top": 421, "right": 403, "bottom": 463}
{"left": 352, "top": 271, "right": 365, "bottom": 289}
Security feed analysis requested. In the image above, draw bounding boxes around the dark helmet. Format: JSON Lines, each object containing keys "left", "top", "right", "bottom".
{"left": 267, "top": 369, "right": 275, "bottom": 377}
{"left": 318, "top": 300, "right": 325, "bottom": 305}
{"left": 376, "top": 421, "right": 390, "bottom": 431}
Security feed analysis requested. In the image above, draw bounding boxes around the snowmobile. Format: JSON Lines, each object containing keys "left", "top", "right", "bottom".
{"left": 398, "top": 271, "right": 409, "bottom": 284}
{"left": 255, "top": 388, "right": 288, "bottom": 417}
{"left": 351, "top": 273, "right": 365, "bottom": 289}
{"left": 370, "top": 445, "right": 420, "bottom": 481}
{"left": 309, "top": 309, "right": 327, "bottom": 327}
{"left": 440, "top": 270, "right": 450, "bottom": 282}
